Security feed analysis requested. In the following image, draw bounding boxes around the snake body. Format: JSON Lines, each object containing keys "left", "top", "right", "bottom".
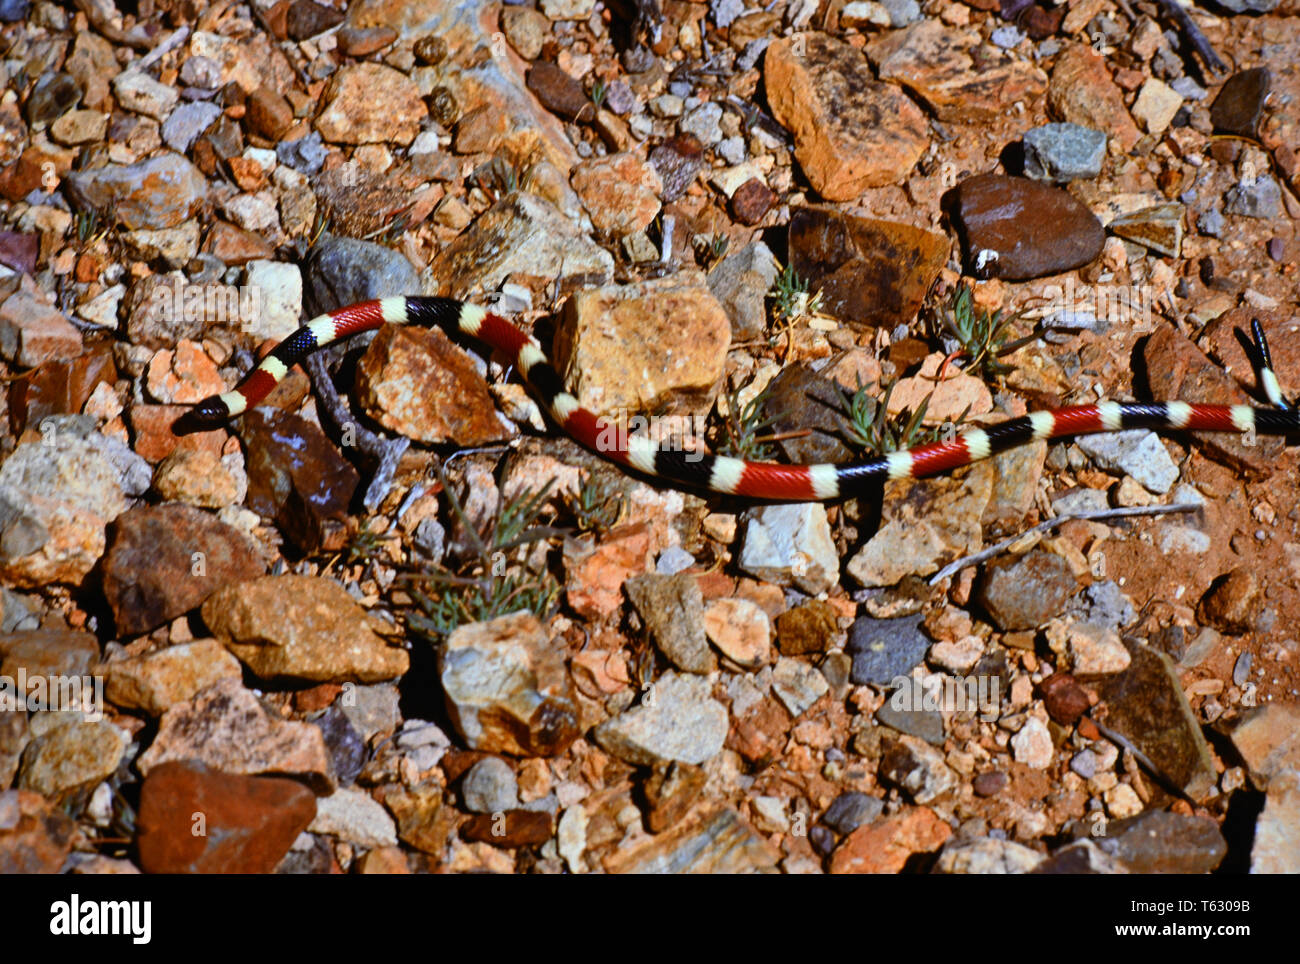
{"left": 174, "top": 297, "right": 1298, "bottom": 499}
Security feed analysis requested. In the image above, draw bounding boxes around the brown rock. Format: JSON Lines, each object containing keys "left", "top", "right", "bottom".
{"left": 730, "top": 177, "right": 776, "bottom": 225}
{"left": 644, "top": 761, "right": 708, "bottom": 833}
{"left": 106, "top": 639, "right": 244, "bottom": 716}
{"left": 7, "top": 344, "right": 115, "bottom": 436}
{"left": 1039, "top": 671, "right": 1091, "bottom": 725}
{"left": 202, "top": 574, "right": 409, "bottom": 684}
{"left": 374, "top": 779, "right": 457, "bottom": 857}
{"left": 553, "top": 274, "right": 730, "bottom": 416}
{"left": 570, "top": 152, "right": 662, "bottom": 236}
{"left": 0, "top": 293, "right": 83, "bottom": 368}
{"left": 649, "top": 133, "right": 706, "bottom": 203}
{"left": 240, "top": 407, "right": 360, "bottom": 553}
{"left": 0, "top": 789, "right": 78, "bottom": 873}
{"left": 62, "top": 153, "right": 208, "bottom": 231}
{"left": 953, "top": 174, "right": 1104, "bottom": 280}
{"left": 830, "top": 806, "right": 952, "bottom": 873}
{"left": 0, "top": 629, "right": 99, "bottom": 681}
{"left": 246, "top": 87, "right": 295, "bottom": 139}
{"left": 336, "top": 26, "right": 399, "bottom": 57}
{"left": 460, "top": 809, "right": 554, "bottom": 847}
{"left": 356, "top": 846, "right": 411, "bottom": 873}
{"left": 788, "top": 205, "right": 948, "bottom": 328}
{"left": 1197, "top": 567, "right": 1261, "bottom": 635}
{"left": 775, "top": 599, "right": 839, "bottom": 655}
{"left": 765, "top": 33, "right": 929, "bottom": 200}
{"left": 604, "top": 806, "right": 781, "bottom": 873}
{"left": 137, "top": 677, "right": 336, "bottom": 791}
{"left": 136, "top": 760, "right": 317, "bottom": 873}
{"left": 1048, "top": 44, "right": 1140, "bottom": 154}
{"left": 1142, "top": 324, "right": 1282, "bottom": 479}
{"left": 102, "top": 503, "right": 264, "bottom": 638}
{"left": 867, "top": 20, "right": 1047, "bottom": 122}
{"left": 355, "top": 323, "right": 513, "bottom": 446}
{"left": 526, "top": 61, "right": 593, "bottom": 123}
{"left": 564, "top": 524, "right": 652, "bottom": 620}
{"left": 314, "top": 62, "right": 424, "bottom": 145}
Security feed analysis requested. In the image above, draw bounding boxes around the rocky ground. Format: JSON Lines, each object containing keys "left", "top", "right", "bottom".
{"left": 0, "top": 0, "right": 1298, "bottom": 875}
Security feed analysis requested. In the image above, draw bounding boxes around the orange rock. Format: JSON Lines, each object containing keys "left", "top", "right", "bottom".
{"left": 830, "top": 806, "right": 953, "bottom": 874}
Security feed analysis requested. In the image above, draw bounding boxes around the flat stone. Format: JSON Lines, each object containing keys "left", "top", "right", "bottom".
{"left": 1048, "top": 43, "right": 1140, "bottom": 153}
{"left": 64, "top": 152, "right": 208, "bottom": 230}
{"left": 707, "top": 241, "right": 781, "bottom": 341}
{"left": 356, "top": 323, "right": 514, "bottom": 446}
{"left": 1094, "top": 811, "right": 1226, "bottom": 873}
{"left": 764, "top": 33, "right": 929, "bottom": 201}
{"left": 847, "top": 612, "right": 929, "bottom": 685}
{"left": 106, "top": 640, "right": 242, "bottom": 717}
{"left": 788, "top": 205, "right": 948, "bottom": 329}
{"left": 867, "top": 20, "right": 1047, "bottom": 122}
{"left": 0, "top": 628, "right": 99, "bottom": 681}
{"left": 977, "top": 549, "right": 1077, "bottom": 631}
{"left": 702, "top": 597, "right": 771, "bottom": 669}
{"left": 625, "top": 573, "right": 716, "bottom": 674}
{"left": 314, "top": 62, "right": 423, "bottom": 145}
{"left": 553, "top": 274, "right": 730, "bottom": 418}
{"left": 831, "top": 805, "right": 952, "bottom": 873}
{"left": 1107, "top": 202, "right": 1184, "bottom": 258}
{"left": 1023, "top": 123, "right": 1107, "bottom": 181}
{"left": 309, "top": 787, "right": 398, "bottom": 848}
{"left": 136, "top": 760, "right": 316, "bottom": 873}
{"left": 102, "top": 503, "right": 264, "bottom": 638}
{"left": 1211, "top": 67, "right": 1270, "bottom": 139}
{"left": 429, "top": 191, "right": 612, "bottom": 299}
{"left": 603, "top": 806, "right": 780, "bottom": 873}
{"left": 137, "top": 677, "right": 335, "bottom": 792}
{"left": 953, "top": 174, "right": 1104, "bottom": 280}
{"left": 570, "top": 152, "right": 661, "bottom": 236}
{"left": 0, "top": 293, "right": 82, "bottom": 368}
{"left": 1224, "top": 176, "right": 1283, "bottom": 220}
{"left": 770, "top": 656, "right": 830, "bottom": 717}
{"left": 594, "top": 671, "right": 728, "bottom": 766}
{"left": 1131, "top": 78, "right": 1182, "bottom": 134}
{"left": 1095, "top": 638, "right": 1217, "bottom": 801}
{"left": 739, "top": 503, "right": 839, "bottom": 595}
{"left": 934, "top": 836, "right": 1043, "bottom": 873}
{"left": 18, "top": 717, "right": 128, "bottom": 797}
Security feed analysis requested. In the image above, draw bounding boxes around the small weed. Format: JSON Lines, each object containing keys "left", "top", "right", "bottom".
{"left": 833, "top": 376, "right": 969, "bottom": 456}
{"left": 717, "top": 382, "right": 778, "bottom": 462}
{"left": 404, "top": 468, "right": 562, "bottom": 641}
{"left": 932, "top": 282, "right": 1022, "bottom": 382}
{"left": 591, "top": 78, "right": 608, "bottom": 111}
{"left": 567, "top": 472, "right": 626, "bottom": 534}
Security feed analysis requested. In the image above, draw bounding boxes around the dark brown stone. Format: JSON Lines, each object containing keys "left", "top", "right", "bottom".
{"left": 775, "top": 599, "right": 840, "bottom": 656}
{"left": 245, "top": 87, "right": 295, "bottom": 140}
{"left": 0, "top": 629, "right": 99, "bottom": 680}
{"left": 952, "top": 174, "right": 1104, "bottom": 281}
{"left": 649, "top": 133, "right": 705, "bottom": 203}
{"left": 460, "top": 809, "right": 554, "bottom": 848}
{"left": 789, "top": 205, "right": 949, "bottom": 328}
{"left": 7, "top": 344, "right": 116, "bottom": 435}
{"left": 286, "top": 0, "right": 345, "bottom": 40}
{"left": 240, "top": 407, "right": 360, "bottom": 553}
{"left": 202, "top": 220, "right": 275, "bottom": 266}
{"left": 101, "top": 503, "right": 264, "bottom": 637}
{"left": 730, "top": 177, "right": 775, "bottom": 225}
{"left": 1038, "top": 672, "right": 1091, "bottom": 725}
{"left": 1197, "top": 567, "right": 1261, "bottom": 635}
{"left": 136, "top": 760, "right": 317, "bottom": 873}
{"left": 526, "top": 61, "right": 592, "bottom": 123}
{"left": 1211, "top": 68, "right": 1270, "bottom": 139}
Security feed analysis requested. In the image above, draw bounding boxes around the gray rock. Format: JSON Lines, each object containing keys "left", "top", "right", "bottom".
{"left": 337, "top": 683, "right": 401, "bottom": 742}
{"left": 1224, "top": 176, "right": 1283, "bottom": 220}
{"left": 880, "top": 0, "right": 922, "bottom": 25}
{"left": 276, "top": 132, "right": 329, "bottom": 175}
{"left": 1023, "top": 123, "right": 1107, "bottom": 182}
{"left": 1077, "top": 429, "right": 1179, "bottom": 493}
{"left": 161, "top": 101, "right": 222, "bottom": 153}
{"left": 717, "top": 136, "right": 746, "bottom": 166}
{"left": 655, "top": 546, "right": 695, "bottom": 575}
{"left": 309, "top": 787, "right": 398, "bottom": 849}
{"left": 1095, "top": 811, "right": 1226, "bottom": 873}
{"left": 876, "top": 699, "right": 945, "bottom": 745}
{"left": 823, "top": 791, "right": 884, "bottom": 833}
{"left": 977, "top": 549, "right": 1077, "bottom": 631}
{"left": 878, "top": 733, "right": 957, "bottom": 804}
{"left": 771, "top": 656, "right": 829, "bottom": 717}
{"left": 1214, "top": 0, "right": 1277, "bottom": 11}
{"left": 1069, "top": 749, "right": 1098, "bottom": 779}
{"left": 739, "top": 503, "right": 839, "bottom": 595}
{"left": 847, "top": 612, "right": 928, "bottom": 685}
{"left": 934, "top": 836, "right": 1043, "bottom": 873}
{"left": 625, "top": 572, "right": 715, "bottom": 674}
{"left": 707, "top": 241, "right": 780, "bottom": 341}
{"left": 304, "top": 236, "right": 421, "bottom": 316}
{"left": 461, "top": 757, "right": 520, "bottom": 813}
{"left": 680, "top": 101, "right": 724, "bottom": 147}
{"left": 991, "top": 26, "right": 1024, "bottom": 49}
{"left": 1169, "top": 76, "right": 1206, "bottom": 101}
{"left": 710, "top": 0, "right": 745, "bottom": 28}
{"left": 594, "top": 671, "right": 728, "bottom": 766}
{"left": 1197, "top": 207, "right": 1224, "bottom": 237}
{"left": 1074, "top": 580, "right": 1136, "bottom": 631}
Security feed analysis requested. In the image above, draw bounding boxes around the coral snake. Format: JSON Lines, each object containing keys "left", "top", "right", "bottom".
{"left": 174, "top": 297, "right": 1297, "bottom": 500}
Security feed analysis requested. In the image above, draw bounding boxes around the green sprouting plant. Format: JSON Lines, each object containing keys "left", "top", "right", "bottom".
{"left": 717, "top": 382, "right": 778, "bottom": 462}
{"left": 590, "top": 78, "right": 608, "bottom": 111}
{"left": 567, "top": 471, "right": 626, "bottom": 534}
{"left": 471, "top": 154, "right": 520, "bottom": 199}
{"left": 75, "top": 208, "right": 101, "bottom": 243}
{"left": 404, "top": 469, "right": 562, "bottom": 640}
{"left": 834, "top": 375, "right": 970, "bottom": 457}
{"left": 342, "top": 519, "right": 399, "bottom": 568}
{"left": 934, "top": 283, "right": 1021, "bottom": 382}
{"left": 769, "top": 263, "right": 822, "bottom": 326}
